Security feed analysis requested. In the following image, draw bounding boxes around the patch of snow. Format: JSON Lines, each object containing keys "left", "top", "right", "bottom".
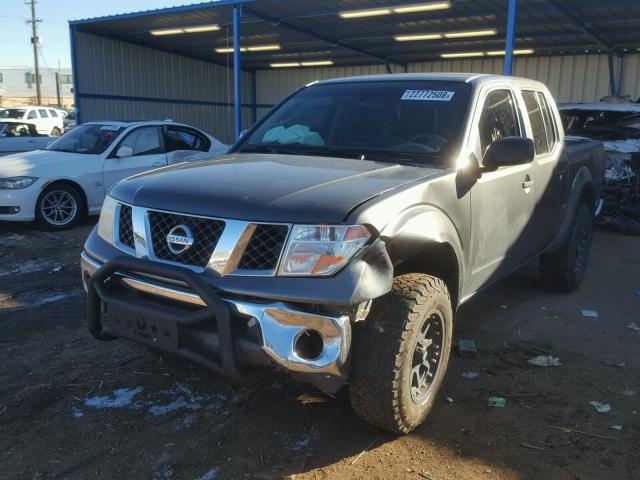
{"left": 194, "top": 468, "right": 219, "bottom": 480}
{"left": 85, "top": 387, "right": 144, "bottom": 409}
{"left": 72, "top": 407, "right": 84, "bottom": 418}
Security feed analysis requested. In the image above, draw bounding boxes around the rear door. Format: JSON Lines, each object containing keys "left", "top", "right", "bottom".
{"left": 467, "top": 87, "right": 536, "bottom": 293}
{"left": 163, "top": 125, "right": 212, "bottom": 164}
{"left": 102, "top": 126, "right": 167, "bottom": 193}
{"left": 520, "top": 90, "right": 566, "bottom": 252}
{"left": 38, "top": 109, "right": 53, "bottom": 134}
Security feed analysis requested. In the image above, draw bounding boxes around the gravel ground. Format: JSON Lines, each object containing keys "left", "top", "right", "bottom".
{"left": 0, "top": 219, "right": 638, "bottom": 480}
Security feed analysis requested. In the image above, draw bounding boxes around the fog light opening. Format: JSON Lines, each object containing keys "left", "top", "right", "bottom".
{"left": 294, "top": 329, "right": 324, "bottom": 361}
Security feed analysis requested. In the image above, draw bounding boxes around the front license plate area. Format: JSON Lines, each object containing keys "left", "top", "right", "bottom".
{"left": 101, "top": 301, "right": 178, "bottom": 351}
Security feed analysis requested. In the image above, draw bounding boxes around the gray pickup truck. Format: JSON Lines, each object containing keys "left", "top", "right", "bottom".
{"left": 81, "top": 73, "right": 604, "bottom": 433}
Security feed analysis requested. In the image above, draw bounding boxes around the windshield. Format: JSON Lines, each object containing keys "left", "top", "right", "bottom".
{"left": 46, "top": 124, "right": 124, "bottom": 154}
{"left": 561, "top": 109, "right": 640, "bottom": 140}
{"left": 0, "top": 109, "right": 26, "bottom": 119}
{"left": 236, "top": 80, "right": 471, "bottom": 165}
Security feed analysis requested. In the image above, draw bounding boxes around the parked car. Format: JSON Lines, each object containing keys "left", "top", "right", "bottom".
{"left": 0, "top": 120, "right": 53, "bottom": 157}
{"left": 0, "top": 106, "right": 65, "bottom": 136}
{"left": 0, "top": 120, "right": 227, "bottom": 230}
{"left": 81, "top": 74, "right": 604, "bottom": 433}
{"left": 62, "top": 110, "right": 77, "bottom": 132}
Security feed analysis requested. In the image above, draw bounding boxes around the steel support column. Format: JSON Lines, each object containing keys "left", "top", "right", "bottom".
{"left": 608, "top": 52, "right": 616, "bottom": 95}
{"left": 250, "top": 70, "right": 257, "bottom": 124}
{"left": 69, "top": 24, "right": 81, "bottom": 124}
{"left": 503, "top": 0, "right": 518, "bottom": 75}
{"left": 233, "top": 4, "right": 242, "bottom": 140}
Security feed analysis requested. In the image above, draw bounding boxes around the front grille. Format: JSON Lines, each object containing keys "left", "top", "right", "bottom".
{"left": 118, "top": 205, "right": 135, "bottom": 250}
{"left": 238, "top": 224, "right": 289, "bottom": 271}
{"left": 148, "top": 211, "right": 225, "bottom": 269}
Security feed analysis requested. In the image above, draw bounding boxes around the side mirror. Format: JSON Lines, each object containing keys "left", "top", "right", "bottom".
{"left": 115, "top": 145, "right": 133, "bottom": 158}
{"left": 482, "top": 137, "right": 535, "bottom": 169}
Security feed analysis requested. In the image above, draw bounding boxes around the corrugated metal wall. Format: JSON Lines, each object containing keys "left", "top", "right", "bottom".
{"left": 74, "top": 31, "right": 251, "bottom": 143}
{"left": 256, "top": 54, "right": 639, "bottom": 108}
{"left": 621, "top": 54, "right": 640, "bottom": 100}
{"left": 75, "top": 30, "right": 640, "bottom": 140}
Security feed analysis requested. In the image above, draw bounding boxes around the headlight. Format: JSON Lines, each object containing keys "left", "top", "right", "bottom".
{"left": 0, "top": 176, "right": 38, "bottom": 189}
{"left": 279, "top": 225, "right": 371, "bottom": 276}
{"left": 97, "top": 195, "right": 117, "bottom": 244}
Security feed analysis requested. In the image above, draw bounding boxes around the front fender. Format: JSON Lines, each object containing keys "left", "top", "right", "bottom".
{"left": 380, "top": 205, "right": 466, "bottom": 299}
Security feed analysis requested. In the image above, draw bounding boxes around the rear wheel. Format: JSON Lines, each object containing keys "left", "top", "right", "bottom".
{"left": 540, "top": 203, "right": 593, "bottom": 292}
{"left": 35, "top": 184, "right": 84, "bottom": 231}
{"left": 349, "top": 273, "right": 453, "bottom": 433}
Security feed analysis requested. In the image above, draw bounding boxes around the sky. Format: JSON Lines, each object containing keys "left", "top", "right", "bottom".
{"left": 0, "top": 0, "right": 201, "bottom": 69}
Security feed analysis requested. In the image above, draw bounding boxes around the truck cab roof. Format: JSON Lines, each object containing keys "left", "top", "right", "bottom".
{"left": 313, "top": 73, "right": 550, "bottom": 91}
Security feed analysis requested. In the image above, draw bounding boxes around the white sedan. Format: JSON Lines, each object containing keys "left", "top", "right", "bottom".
{"left": 0, "top": 120, "right": 227, "bottom": 230}
{"left": 0, "top": 121, "right": 53, "bottom": 157}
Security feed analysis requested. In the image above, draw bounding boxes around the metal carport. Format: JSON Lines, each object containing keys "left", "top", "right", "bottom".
{"left": 69, "top": 0, "right": 640, "bottom": 143}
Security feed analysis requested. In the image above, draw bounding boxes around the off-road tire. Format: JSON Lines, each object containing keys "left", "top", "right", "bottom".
{"left": 35, "top": 183, "right": 85, "bottom": 231}
{"left": 540, "top": 203, "right": 593, "bottom": 292}
{"left": 349, "top": 273, "right": 453, "bottom": 434}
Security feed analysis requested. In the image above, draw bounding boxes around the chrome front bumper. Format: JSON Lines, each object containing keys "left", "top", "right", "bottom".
{"left": 81, "top": 252, "right": 351, "bottom": 392}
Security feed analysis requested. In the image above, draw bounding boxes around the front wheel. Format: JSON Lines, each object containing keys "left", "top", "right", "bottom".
{"left": 349, "top": 273, "right": 453, "bottom": 434}
{"left": 35, "top": 184, "right": 84, "bottom": 231}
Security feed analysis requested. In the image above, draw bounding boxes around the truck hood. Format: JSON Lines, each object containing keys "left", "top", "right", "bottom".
{"left": 0, "top": 149, "right": 87, "bottom": 177}
{"left": 110, "top": 153, "right": 441, "bottom": 223}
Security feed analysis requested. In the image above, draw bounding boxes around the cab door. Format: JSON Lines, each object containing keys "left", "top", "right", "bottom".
{"left": 467, "top": 87, "right": 536, "bottom": 293}
{"left": 102, "top": 126, "right": 167, "bottom": 194}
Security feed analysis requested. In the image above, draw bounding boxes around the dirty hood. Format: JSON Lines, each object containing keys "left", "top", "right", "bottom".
{"left": 110, "top": 153, "right": 440, "bottom": 223}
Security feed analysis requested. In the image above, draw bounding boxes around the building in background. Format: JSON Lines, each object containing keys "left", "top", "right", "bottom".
{"left": 0, "top": 66, "right": 74, "bottom": 108}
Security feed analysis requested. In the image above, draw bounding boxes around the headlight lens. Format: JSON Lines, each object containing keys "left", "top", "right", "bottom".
{"left": 97, "top": 195, "right": 117, "bottom": 244}
{"left": 0, "top": 176, "right": 38, "bottom": 189}
{"left": 279, "top": 225, "right": 371, "bottom": 276}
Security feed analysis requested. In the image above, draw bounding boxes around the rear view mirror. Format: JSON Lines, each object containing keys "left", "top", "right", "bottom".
{"left": 482, "top": 137, "right": 534, "bottom": 169}
{"left": 116, "top": 146, "right": 133, "bottom": 158}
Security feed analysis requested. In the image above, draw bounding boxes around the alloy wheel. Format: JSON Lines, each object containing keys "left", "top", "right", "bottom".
{"left": 40, "top": 190, "right": 78, "bottom": 226}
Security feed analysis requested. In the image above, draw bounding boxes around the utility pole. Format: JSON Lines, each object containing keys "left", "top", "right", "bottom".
{"left": 55, "top": 72, "right": 62, "bottom": 107}
{"left": 26, "top": 0, "right": 42, "bottom": 105}
{"left": 55, "top": 59, "right": 62, "bottom": 107}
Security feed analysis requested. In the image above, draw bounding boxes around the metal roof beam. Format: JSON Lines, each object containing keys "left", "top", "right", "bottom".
{"left": 242, "top": 6, "right": 405, "bottom": 68}
{"left": 546, "top": 0, "right": 615, "bottom": 50}
{"left": 249, "top": 0, "right": 640, "bottom": 23}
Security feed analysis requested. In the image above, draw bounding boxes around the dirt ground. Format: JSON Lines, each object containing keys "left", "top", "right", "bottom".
{"left": 0, "top": 219, "right": 638, "bottom": 480}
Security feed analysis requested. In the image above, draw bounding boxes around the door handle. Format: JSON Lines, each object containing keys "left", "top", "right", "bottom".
{"left": 152, "top": 161, "right": 165, "bottom": 167}
{"left": 522, "top": 178, "right": 535, "bottom": 189}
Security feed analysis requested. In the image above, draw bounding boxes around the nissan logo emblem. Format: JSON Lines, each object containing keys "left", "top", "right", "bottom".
{"left": 166, "top": 224, "right": 194, "bottom": 254}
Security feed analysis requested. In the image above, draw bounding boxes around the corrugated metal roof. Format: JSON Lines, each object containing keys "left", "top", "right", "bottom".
{"left": 70, "top": 0, "right": 640, "bottom": 70}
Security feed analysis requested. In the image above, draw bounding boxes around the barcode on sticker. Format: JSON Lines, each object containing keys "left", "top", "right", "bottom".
{"left": 401, "top": 90, "right": 455, "bottom": 101}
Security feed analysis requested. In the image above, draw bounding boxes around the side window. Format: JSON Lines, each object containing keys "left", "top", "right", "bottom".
{"left": 49, "top": 109, "right": 58, "bottom": 118}
{"left": 165, "top": 127, "right": 210, "bottom": 152}
{"left": 119, "top": 127, "right": 162, "bottom": 156}
{"left": 39, "top": 109, "right": 49, "bottom": 118}
{"left": 522, "top": 91, "right": 548, "bottom": 155}
{"left": 478, "top": 89, "right": 520, "bottom": 154}
{"left": 537, "top": 92, "right": 557, "bottom": 152}
{"left": 27, "top": 110, "right": 37, "bottom": 120}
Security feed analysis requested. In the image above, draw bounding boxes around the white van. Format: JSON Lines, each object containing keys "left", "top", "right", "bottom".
{"left": 0, "top": 106, "right": 65, "bottom": 136}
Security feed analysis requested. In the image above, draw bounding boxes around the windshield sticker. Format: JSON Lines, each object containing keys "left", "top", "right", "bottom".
{"left": 401, "top": 90, "right": 455, "bottom": 101}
